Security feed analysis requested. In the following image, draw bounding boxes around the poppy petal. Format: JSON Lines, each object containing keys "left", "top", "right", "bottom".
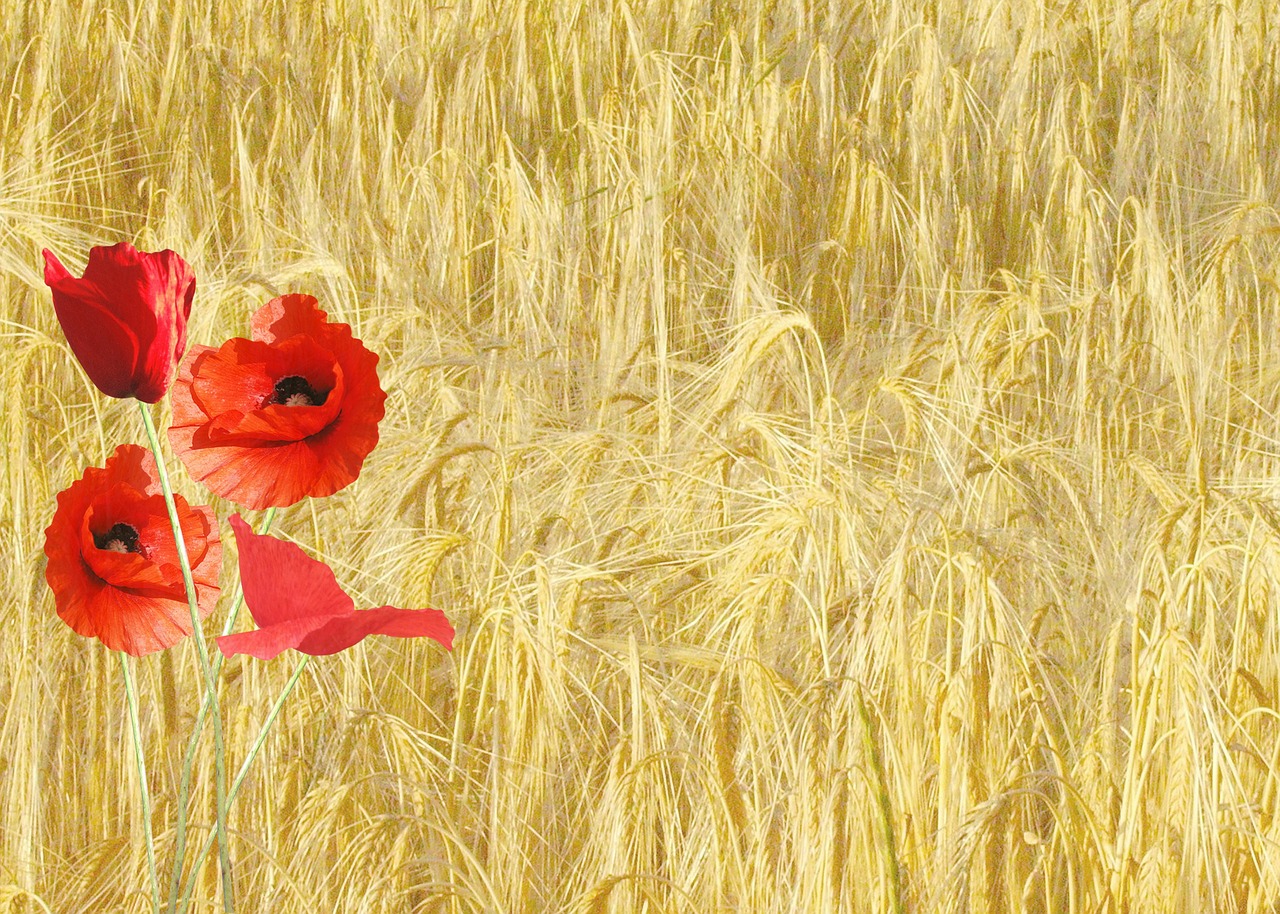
{"left": 295, "top": 606, "right": 455, "bottom": 655}
{"left": 78, "top": 513, "right": 184, "bottom": 597}
{"left": 217, "top": 514, "right": 454, "bottom": 659}
{"left": 82, "top": 246, "right": 195, "bottom": 400}
{"left": 250, "top": 292, "right": 331, "bottom": 344}
{"left": 131, "top": 497, "right": 218, "bottom": 574}
{"left": 171, "top": 345, "right": 217, "bottom": 427}
{"left": 188, "top": 340, "right": 278, "bottom": 417}
{"left": 190, "top": 336, "right": 340, "bottom": 420}
{"left": 202, "top": 367, "right": 345, "bottom": 445}
{"left": 168, "top": 429, "right": 354, "bottom": 510}
{"left": 229, "top": 514, "right": 353, "bottom": 626}
{"left": 70, "top": 581, "right": 198, "bottom": 656}
{"left": 44, "top": 249, "right": 143, "bottom": 398}
{"left": 216, "top": 614, "right": 343, "bottom": 660}
{"left": 79, "top": 484, "right": 214, "bottom": 579}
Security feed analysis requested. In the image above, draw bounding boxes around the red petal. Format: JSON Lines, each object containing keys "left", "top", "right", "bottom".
{"left": 202, "top": 366, "right": 345, "bottom": 445}
{"left": 69, "top": 582, "right": 198, "bottom": 656}
{"left": 250, "top": 293, "right": 330, "bottom": 344}
{"left": 84, "top": 244, "right": 194, "bottom": 403}
{"left": 229, "top": 514, "right": 353, "bottom": 627}
{"left": 134, "top": 496, "right": 218, "bottom": 574}
{"left": 296, "top": 606, "right": 455, "bottom": 655}
{"left": 44, "top": 248, "right": 143, "bottom": 398}
{"left": 171, "top": 345, "right": 217, "bottom": 426}
{"left": 216, "top": 605, "right": 455, "bottom": 659}
{"left": 167, "top": 427, "right": 336, "bottom": 510}
{"left": 78, "top": 509, "right": 184, "bottom": 598}
{"left": 216, "top": 614, "right": 342, "bottom": 660}
{"left": 218, "top": 515, "right": 455, "bottom": 659}
{"left": 188, "top": 339, "right": 277, "bottom": 417}
{"left": 190, "top": 336, "right": 339, "bottom": 418}
{"left": 44, "top": 445, "right": 156, "bottom": 576}
{"left": 79, "top": 484, "right": 215, "bottom": 578}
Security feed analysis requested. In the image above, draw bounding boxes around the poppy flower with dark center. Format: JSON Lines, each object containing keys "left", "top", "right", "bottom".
{"left": 42, "top": 242, "right": 196, "bottom": 403}
{"left": 216, "top": 515, "right": 454, "bottom": 660}
{"left": 44, "top": 444, "right": 221, "bottom": 656}
{"left": 168, "top": 294, "right": 387, "bottom": 509}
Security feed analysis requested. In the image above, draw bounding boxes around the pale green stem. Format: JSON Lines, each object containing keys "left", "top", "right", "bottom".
{"left": 166, "top": 507, "right": 276, "bottom": 914}
{"left": 857, "top": 687, "right": 904, "bottom": 914}
{"left": 136, "top": 402, "right": 235, "bottom": 913}
{"left": 120, "top": 653, "right": 159, "bottom": 914}
{"left": 179, "top": 656, "right": 310, "bottom": 912}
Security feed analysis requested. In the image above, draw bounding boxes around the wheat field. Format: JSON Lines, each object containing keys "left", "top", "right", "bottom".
{"left": 4, "top": 0, "right": 1280, "bottom": 911}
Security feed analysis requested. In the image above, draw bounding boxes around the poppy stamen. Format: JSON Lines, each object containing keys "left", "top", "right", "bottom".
{"left": 95, "top": 522, "right": 143, "bottom": 554}
{"left": 266, "top": 375, "right": 322, "bottom": 407}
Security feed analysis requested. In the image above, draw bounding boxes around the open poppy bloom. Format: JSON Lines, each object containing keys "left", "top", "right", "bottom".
{"left": 43, "top": 243, "right": 196, "bottom": 403}
{"left": 168, "top": 294, "right": 386, "bottom": 509}
{"left": 216, "top": 515, "right": 453, "bottom": 659}
{"left": 44, "top": 444, "right": 221, "bottom": 656}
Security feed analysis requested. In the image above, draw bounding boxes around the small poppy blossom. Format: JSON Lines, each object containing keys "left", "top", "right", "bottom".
{"left": 168, "top": 294, "right": 386, "bottom": 509}
{"left": 44, "top": 444, "right": 221, "bottom": 656}
{"left": 43, "top": 242, "right": 196, "bottom": 403}
{"left": 216, "top": 514, "right": 453, "bottom": 660}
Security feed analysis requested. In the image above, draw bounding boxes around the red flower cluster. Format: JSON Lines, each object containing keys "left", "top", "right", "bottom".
{"left": 43, "top": 243, "right": 194, "bottom": 403}
{"left": 217, "top": 515, "right": 454, "bottom": 659}
{"left": 43, "top": 244, "right": 450, "bottom": 663}
{"left": 169, "top": 294, "right": 387, "bottom": 510}
{"left": 44, "top": 444, "right": 221, "bottom": 656}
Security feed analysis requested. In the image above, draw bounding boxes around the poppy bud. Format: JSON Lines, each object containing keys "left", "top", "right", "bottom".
{"left": 43, "top": 242, "right": 196, "bottom": 403}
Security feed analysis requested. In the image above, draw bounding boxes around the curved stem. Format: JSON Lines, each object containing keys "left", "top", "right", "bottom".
{"left": 166, "top": 508, "right": 275, "bottom": 913}
{"left": 120, "top": 653, "right": 159, "bottom": 913}
{"left": 137, "top": 402, "right": 235, "bottom": 913}
{"left": 179, "top": 656, "right": 310, "bottom": 912}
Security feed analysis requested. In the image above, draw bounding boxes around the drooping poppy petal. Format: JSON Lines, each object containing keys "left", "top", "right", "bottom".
{"left": 227, "top": 514, "right": 353, "bottom": 624}
{"left": 216, "top": 514, "right": 453, "bottom": 660}
{"left": 293, "top": 606, "right": 457, "bottom": 656}
{"left": 44, "top": 444, "right": 221, "bottom": 656}
{"left": 43, "top": 243, "right": 195, "bottom": 403}
{"left": 168, "top": 294, "right": 386, "bottom": 509}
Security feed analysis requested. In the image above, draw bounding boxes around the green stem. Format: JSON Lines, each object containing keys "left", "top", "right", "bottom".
{"left": 166, "top": 508, "right": 276, "bottom": 914}
{"left": 857, "top": 687, "right": 904, "bottom": 914}
{"left": 120, "top": 653, "right": 159, "bottom": 914}
{"left": 179, "top": 656, "right": 310, "bottom": 911}
{"left": 136, "top": 402, "right": 235, "bottom": 913}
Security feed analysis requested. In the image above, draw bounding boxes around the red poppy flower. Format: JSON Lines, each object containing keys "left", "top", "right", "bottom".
{"left": 216, "top": 515, "right": 453, "bottom": 660}
{"left": 44, "top": 444, "right": 221, "bottom": 656}
{"left": 168, "top": 294, "right": 386, "bottom": 510}
{"left": 43, "top": 243, "right": 195, "bottom": 403}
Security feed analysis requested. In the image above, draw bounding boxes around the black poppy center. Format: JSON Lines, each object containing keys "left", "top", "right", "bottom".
{"left": 95, "top": 522, "right": 143, "bottom": 554}
{"left": 266, "top": 375, "right": 322, "bottom": 407}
